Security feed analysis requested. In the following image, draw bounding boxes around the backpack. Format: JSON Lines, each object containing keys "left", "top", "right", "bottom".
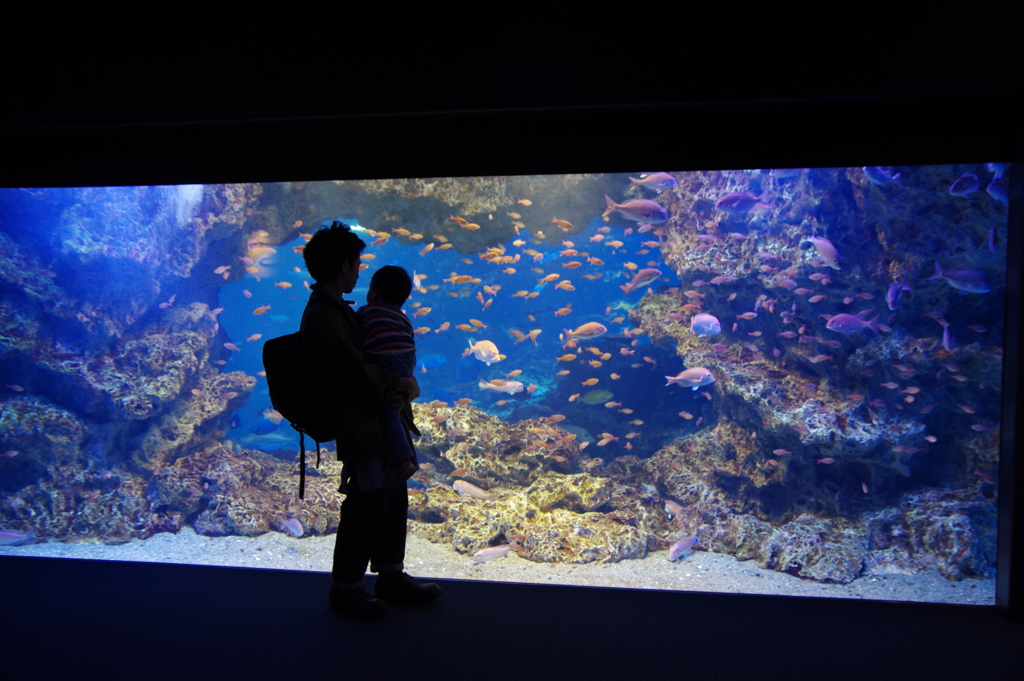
{"left": 262, "top": 332, "right": 336, "bottom": 499}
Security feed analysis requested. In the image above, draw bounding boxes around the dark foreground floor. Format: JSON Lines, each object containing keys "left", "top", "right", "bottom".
{"left": 4, "top": 554, "right": 1022, "bottom": 680}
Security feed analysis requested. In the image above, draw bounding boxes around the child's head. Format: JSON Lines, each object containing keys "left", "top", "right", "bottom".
{"left": 367, "top": 265, "right": 413, "bottom": 306}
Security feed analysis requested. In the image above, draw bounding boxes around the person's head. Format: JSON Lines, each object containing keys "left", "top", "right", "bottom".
{"left": 303, "top": 221, "right": 366, "bottom": 292}
{"left": 367, "top": 265, "right": 413, "bottom": 306}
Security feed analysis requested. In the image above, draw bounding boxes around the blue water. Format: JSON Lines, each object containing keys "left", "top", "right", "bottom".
{"left": 221, "top": 214, "right": 681, "bottom": 451}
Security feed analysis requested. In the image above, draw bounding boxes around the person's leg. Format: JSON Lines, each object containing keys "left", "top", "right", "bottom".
{"left": 369, "top": 483, "right": 409, "bottom": 575}
{"left": 371, "top": 483, "right": 442, "bottom": 604}
{"left": 332, "top": 480, "right": 388, "bottom": 585}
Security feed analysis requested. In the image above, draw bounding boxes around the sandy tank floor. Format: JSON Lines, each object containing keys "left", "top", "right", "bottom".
{"left": 0, "top": 528, "right": 995, "bottom": 606}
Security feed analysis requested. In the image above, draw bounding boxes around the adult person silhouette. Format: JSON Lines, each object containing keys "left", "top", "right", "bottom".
{"left": 300, "top": 221, "right": 441, "bottom": 619}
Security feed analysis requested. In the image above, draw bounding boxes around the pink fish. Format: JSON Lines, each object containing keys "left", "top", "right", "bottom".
{"left": 927, "top": 262, "right": 990, "bottom": 293}
{"left": 473, "top": 545, "right": 511, "bottom": 563}
{"left": 809, "top": 236, "right": 841, "bottom": 270}
{"left": 669, "top": 535, "right": 698, "bottom": 561}
{"left": 0, "top": 529, "right": 35, "bottom": 546}
{"left": 277, "top": 517, "right": 303, "bottom": 537}
{"left": 715, "top": 191, "right": 768, "bottom": 213}
{"left": 602, "top": 196, "right": 670, "bottom": 223}
{"left": 664, "top": 500, "right": 684, "bottom": 518}
{"left": 817, "top": 457, "right": 835, "bottom": 464}
{"left": 623, "top": 268, "right": 663, "bottom": 295}
{"left": 454, "top": 480, "right": 498, "bottom": 500}
{"left": 665, "top": 368, "right": 715, "bottom": 390}
{"left": 826, "top": 313, "right": 880, "bottom": 334}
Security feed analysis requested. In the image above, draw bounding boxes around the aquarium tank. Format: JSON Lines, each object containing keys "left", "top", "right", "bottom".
{"left": 0, "top": 165, "right": 1010, "bottom": 602}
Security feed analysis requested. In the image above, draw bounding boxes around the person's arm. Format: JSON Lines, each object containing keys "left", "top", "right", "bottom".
{"left": 303, "top": 303, "right": 401, "bottom": 406}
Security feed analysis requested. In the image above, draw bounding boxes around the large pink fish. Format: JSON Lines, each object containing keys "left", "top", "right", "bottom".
{"left": 454, "top": 480, "right": 499, "bottom": 500}
{"left": 809, "top": 236, "right": 841, "bottom": 270}
{"left": 564, "top": 322, "right": 608, "bottom": 341}
{"left": 669, "top": 535, "right": 698, "bottom": 561}
{"left": 472, "top": 545, "right": 511, "bottom": 563}
{"left": 927, "top": 262, "right": 990, "bottom": 293}
{"left": 0, "top": 529, "right": 35, "bottom": 546}
{"left": 602, "top": 196, "right": 670, "bottom": 223}
{"left": 665, "top": 368, "right": 715, "bottom": 390}
{"left": 714, "top": 191, "right": 769, "bottom": 213}
{"left": 825, "top": 313, "right": 880, "bottom": 334}
{"left": 623, "top": 268, "right": 662, "bottom": 295}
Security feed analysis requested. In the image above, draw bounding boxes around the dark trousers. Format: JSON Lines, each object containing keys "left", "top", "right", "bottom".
{"left": 331, "top": 478, "right": 409, "bottom": 585}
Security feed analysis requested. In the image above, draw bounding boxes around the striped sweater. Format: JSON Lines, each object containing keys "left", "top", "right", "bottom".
{"left": 357, "top": 302, "right": 417, "bottom": 376}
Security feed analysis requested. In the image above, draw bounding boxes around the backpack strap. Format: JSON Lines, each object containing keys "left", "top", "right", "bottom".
{"left": 298, "top": 427, "right": 306, "bottom": 500}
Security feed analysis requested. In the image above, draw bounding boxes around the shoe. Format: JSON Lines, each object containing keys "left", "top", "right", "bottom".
{"left": 374, "top": 571, "right": 442, "bottom": 605}
{"left": 329, "top": 585, "right": 388, "bottom": 620}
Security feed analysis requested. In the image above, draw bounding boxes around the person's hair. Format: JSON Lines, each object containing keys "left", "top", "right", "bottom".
{"left": 369, "top": 265, "right": 413, "bottom": 306}
{"left": 302, "top": 221, "right": 366, "bottom": 282}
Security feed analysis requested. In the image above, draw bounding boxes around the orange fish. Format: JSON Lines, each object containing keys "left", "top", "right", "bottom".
{"left": 413, "top": 307, "right": 432, "bottom": 317}
{"left": 556, "top": 354, "right": 577, "bottom": 362}
{"left": 253, "top": 305, "right": 271, "bottom": 315}
{"left": 538, "top": 273, "right": 560, "bottom": 284}
{"left": 456, "top": 324, "right": 475, "bottom": 331}
{"left": 581, "top": 378, "right": 599, "bottom": 386}
{"left": 420, "top": 243, "right": 435, "bottom": 256}
{"left": 526, "top": 292, "right": 540, "bottom": 299}
{"left": 274, "top": 281, "right": 293, "bottom": 289}
{"left": 435, "top": 322, "right": 450, "bottom": 333}
{"left": 455, "top": 398, "right": 473, "bottom": 405}
{"left": 555, "top": 281, "right": 576, "bottom": 291}
{"left": 246, "top": 334, "right": 262, "bottom": 342}
{"left": 563, "top": 261, "right": 583, "bottom": 269}
{"left": 526, "top": 384, "right": 538, "bottom": 394}
{"left": 414, "top": 327, "right": 430, "bottom": 334}
{"left": 569, "top": 393, "right": 580, "bottom": 402}
{"left": 461, "top": 223, "right": 481, "bottom": 230}
{"left": 224, "top": 343, "right": 241, "bottom": 352}
{"left": 552, "top": 218, "right": 573, "bottom": 230}
{"left": 543, "top": 415, "right": 566, "bottom": 423}
{"left": 554, "top": 306, "right": 572, "bottom": 317}
{"left": 518, "top": 199, "right": 533, "bottom": 206}
{"left": 610, "top": 373, "right": 621, "bottom": 380}
{"left": 470, "top": 319, "right": 487, "bottom": 328}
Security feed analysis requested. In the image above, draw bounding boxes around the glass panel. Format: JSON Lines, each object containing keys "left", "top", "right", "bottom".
{"left": 0, "top": 165, "right": 1009, "bottom": 603}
